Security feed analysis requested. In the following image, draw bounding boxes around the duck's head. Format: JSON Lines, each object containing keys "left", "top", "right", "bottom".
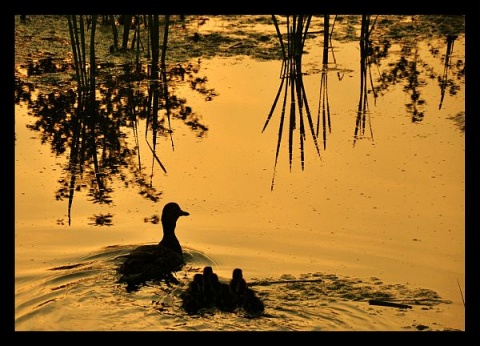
{"left": 232, "top": 268, "right": 243, "bottom": 280}
{"left": 161, "top": 202, "right": 190, "bottom": 225}
{"left": 203, "top": 266, "right": 214, "bottom": 277}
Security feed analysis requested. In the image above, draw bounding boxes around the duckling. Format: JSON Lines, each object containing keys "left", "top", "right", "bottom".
{"left": 216, "top": 281, "right": 236, "bottom": 312}
{"left": 202, "top": 266, "right": 219, "bottom": 308}
{"left": 230, "top": 268, "right": 264, "bottom": 315}
{"left": 229, "top": 268, "right": 247, "bottom": 307}
{"left": 242, "top": 288, "right": 265, "bottom": 316}
{"left": 181, "top": 273, "right": 204, "bottom": 314}
{"left": 117, "top": 202, "right": 189, "bottom": 291}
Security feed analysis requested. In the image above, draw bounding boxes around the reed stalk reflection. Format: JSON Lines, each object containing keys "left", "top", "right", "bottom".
{"left": 263, "top": 15, "right": 321, "bottom": 190}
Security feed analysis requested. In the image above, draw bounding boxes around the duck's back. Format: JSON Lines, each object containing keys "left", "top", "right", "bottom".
{"left": 118, "top": 244, "right": 184, "bottom": 290}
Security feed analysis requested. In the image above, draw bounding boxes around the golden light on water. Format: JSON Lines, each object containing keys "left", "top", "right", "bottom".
{"left": 15, "top": 14, "right": 465, "bottom": 332}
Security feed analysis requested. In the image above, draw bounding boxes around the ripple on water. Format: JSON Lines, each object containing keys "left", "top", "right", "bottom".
{"left": 15, "top": 245, "right": 459, "bottom": 331}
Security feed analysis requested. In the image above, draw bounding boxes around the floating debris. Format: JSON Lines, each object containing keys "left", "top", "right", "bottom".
{"left": 369, "top": 299, "right": 412, "bottom": 309}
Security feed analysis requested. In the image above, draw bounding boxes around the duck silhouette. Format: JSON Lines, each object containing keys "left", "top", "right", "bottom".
{"left": 202, "top": 266, "right": 219, "bottom": 308}
{"left": 216, "top": 281, "right": 236, "bottom": 312}
{"left": 242, "top": 287, "right": 265, "bottom": 316}
{"left": 229, "top": 268, "right": 264, "bottom": 316}
{"left": 117, "top": 202, "right": 189, "bottom": 292}
{"left": 181, "top": 273, "right": 204, "bottom": 314}
{"left": 181, "top": 266, "right": 264, "bottom": 316}
{"left": 229, "top": 268, "right": 248, "bottom": 307}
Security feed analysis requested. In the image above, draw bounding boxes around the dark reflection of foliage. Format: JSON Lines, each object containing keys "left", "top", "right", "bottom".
{"left": 188, "top": 74, "right": 218, "bottom": 101}
{"left": 262, "top": 15, "right": 321, "bottom": 190}
{"left": 448, "top": 111, "right": 465, "bottom": 132}
{"left": 14, "top": 77, "right": 35, "bottom": 103}
{"left": 370, "top": 16, "right": 464, "bottom": 123}
{"left": 174, "top": 25, "right": 281, "bottom": 61}
{"left": 14, "top": 15, "right": 215, "bottom": 226}
{"left": 27, "top": 56, "right": 71, "bottom": 76}
{"left": 26, "top": 90, "right": 78, "bottom": 154}
{"left": 88, "top": 213, "right": 114, "bottom": 226}
{"left": 353, "top": 15, "right": 377, "bottom": 146}
{"left": 144, "top": 214, "right": 160, "bottom": 224}
{"left": 437, "top": 34, "right": 463, "bottom": 110}
{"left": 374, "top": 45, "right": 427, "bottom": 122}
{"left": 378, "top": 15, "right": 464, "bottom": 40}
{"left": 17, "top": 60, "right": 212, "bottom": 206}
{"left": 404, "top": 47, "right": 427, "bottom": 123}
{"left": 22, "top": 86, "right": 167, "bottom": 221}
{"left": 15, "top": 15, "right": 465, "bottom": 197}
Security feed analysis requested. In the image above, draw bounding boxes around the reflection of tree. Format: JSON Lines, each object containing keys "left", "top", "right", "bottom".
{"left": 405, "top": 46, "right": 427, "bottom": 122}
{"left": 14, "top": 77, "right": 35, "bottom": 103}
{"left": 368, "top": 16, "right": 465, "bottom": 122}
{"left": 438, "top": 34, "right": 463, "bottom": 110}
{"left": 375, "top": 45, "right": 427, "bottom": 122}
{"left": 372, "top": 17, "right": 465, "bottom": 123}
{"left": 26, "top": 87, "right": 135, "bottom": 225}
{"left": 14, "top": 15, "right": 214, "bottom": 225}
{"left": 262, "top": 15, "right": 321, "bottom": 190}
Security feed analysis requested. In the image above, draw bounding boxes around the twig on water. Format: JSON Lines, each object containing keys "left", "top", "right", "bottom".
{"left": 368, "top": 299, "right": 412, "bottom": 309}
{"left": 248, "top": 278, "right": 323, "bottom": 286}
{"left": 457, "top": 278, "right": 465, "bottom": 307}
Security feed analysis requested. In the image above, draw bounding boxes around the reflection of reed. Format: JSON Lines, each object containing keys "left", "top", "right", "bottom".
{"left": 353, "top": 15, "right": 377, "bottom": 147}
{"left": 328, "top": 16, "right": 345, "bottom": 82}
{"left": 263, "top": 15, "right": 321, "bottom": 190}
{"left": 318, "top": 68, "right": 330, "bottom": 150}
{"left": 67, "top": 15, "right": 108, "bottom": 225}
{"left": 438, "top": 34, "right": 457, "bottom": 110}
{"left": 316, "top": 15, "right": 335, "bottom": 150}
{"left": 145, "top": 15, "right": 169, "bottom": 176}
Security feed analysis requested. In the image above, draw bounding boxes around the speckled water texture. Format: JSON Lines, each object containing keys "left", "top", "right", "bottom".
{"left": 15, "top": 15, "right": 465, "bottom": 332}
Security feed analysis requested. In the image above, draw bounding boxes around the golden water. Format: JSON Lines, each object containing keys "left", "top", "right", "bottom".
{"left": 14, "top": 15, "right": 465, "bottom": 333}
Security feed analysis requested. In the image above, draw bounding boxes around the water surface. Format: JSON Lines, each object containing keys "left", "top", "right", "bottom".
{"left": 14, "top": 14, "right": 465, "bottom": 333}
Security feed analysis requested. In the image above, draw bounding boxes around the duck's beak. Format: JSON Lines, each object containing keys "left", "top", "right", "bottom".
{"left": 180, "top": 209, "right": 190, "bottom": 216}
